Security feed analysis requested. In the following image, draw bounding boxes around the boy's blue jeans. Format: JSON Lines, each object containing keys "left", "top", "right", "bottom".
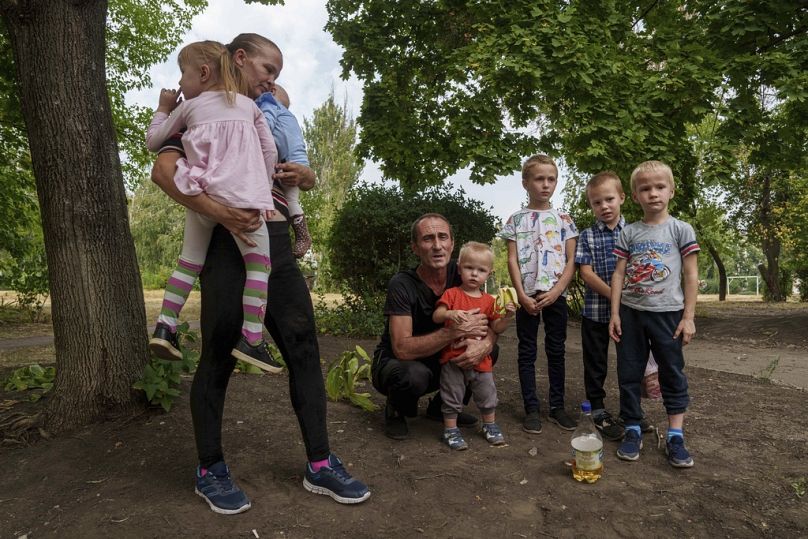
{"left": 616, "top": 305, "right": 689, "bottom": 425}
{"left": 516, "top": 295, "right": 568, "bottom": 413}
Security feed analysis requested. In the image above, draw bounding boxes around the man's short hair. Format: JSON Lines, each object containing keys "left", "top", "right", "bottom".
{"left": 586, "top": 171, "right": 624, "bottom": 198}
{"left": 630, "top": 160, "right": 674, "bottom": 192}
{"left": 411, "top": 213, "right": 453, "bottom": 244}
{"left": 522, "top": 154, "right": 558, "bottom": 179}
{"left": 458, "top": 241, "right": 494, "bottom": 269}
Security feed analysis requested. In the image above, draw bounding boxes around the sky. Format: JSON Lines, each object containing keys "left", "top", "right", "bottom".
{"left": 125, "top": 0, "right": 569, "bottom": 224}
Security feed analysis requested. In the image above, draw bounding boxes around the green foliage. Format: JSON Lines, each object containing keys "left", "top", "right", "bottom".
{"left": 791, "top": 477, "right": 807, "bottom": 498}
{"left": 314, "top": 291, "right": 385, "bottom": 337}
{"left": 133, "top": 323, "right": 199, "bottom": 412}
{"left": 301, "top": 92, "right": 363, "bottom": 281}
{"left": 795, "top": 269, "right": 808, "bottom": 302}
{"left": 328, "top": 183, "right": 498, "bottom": 295}
{"left": 3, "top": 364, "right": 55, "bottom": 401}
{"left": 8, "top": 246, "right": 49, "bottom": 322}
{"left": 129, "top": 178, "right": 186, "bottom": 287}
{"left": 324, "top": 345, "right": 378, "bottom": 412}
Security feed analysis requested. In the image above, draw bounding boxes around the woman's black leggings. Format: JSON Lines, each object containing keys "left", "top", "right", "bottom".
{"left": 190, "top": 222, "right": 329, "bottom": 467}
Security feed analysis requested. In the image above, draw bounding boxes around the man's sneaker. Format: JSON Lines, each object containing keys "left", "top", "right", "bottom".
{"left": 593, "top": 411, "right": 625, "bottom": 441}
{"left": 231, "top": 336, "right": 283, "bottom": 374}
{"left": 666, "top": 435, "right": 695, "bottom": 468}
{"left": 616, "top": 429, "right": 643, "bottom": 461}
{"left": 149, "top": 322, "right": 182, "bottom": 360}
{"left": 522, "top": 411, "right": 542, "bottom": 434}
{"left": 384, "top": 402, "right": 408, "bottom": 440}
{"left": 481, "top": 422, "right": 506, "bottom": 446}
{"left": 549, "top": 408, "right": 578, "bottom": 431}
{"left": 443, "top": 427, "right": 468, "bottom": 450}
{"left": 426, "top": 395, "right": 478, "bottom": 428}
{"left": 303, "top": 454, "right": 371, "bottom": 504}
{"left": 640, "top": 417, "right": 654, "bottom": 433}
{"left": 195, "top": 461, "right": 251, "bottom": 515}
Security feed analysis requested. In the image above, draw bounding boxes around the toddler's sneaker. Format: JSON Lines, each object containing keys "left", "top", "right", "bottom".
{"left": 549, "top": 408, "right": 577, "bottom": 431}
{"left": 593, "top": 411, "right": 625, "bottom": 441}
{"left": 616, "top": 429, "right": 643, "bottom": 461}
{"left": 292, "top": 214, "right": 312, "bottom": 258}
{"left": 303, "top": 454, "right": 371, "bottom": 504}
{"left": 149, "top": 322, "right": 182, "bottom": 360}
{"left": 231, "top": 336, "right": 283, "bottom": 373}
{"left": 666, "top": 435, "right": 695, "bottom": 468}
{"left": 443, "top": 427, "right": 468, "bottom": 450}
{"left": 195, "top": 461, "right": 251, "bottom": 515}
{"left": 522, "top": 411, "right": 542, "bottom": 434}
{"left": 481, "top": 422, "right": 506, "bottom": 446}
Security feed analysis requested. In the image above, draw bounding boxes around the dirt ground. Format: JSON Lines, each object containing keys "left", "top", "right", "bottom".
{"left": 1, "top": 301, "right": 807, "bottom": 538}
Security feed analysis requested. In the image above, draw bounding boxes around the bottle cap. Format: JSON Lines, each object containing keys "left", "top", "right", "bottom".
{"left": 581, "top": 400, "right": 591, "bottom": 413}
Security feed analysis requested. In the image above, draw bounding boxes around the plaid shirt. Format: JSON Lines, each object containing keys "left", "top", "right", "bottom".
{"left": 575, "top": 216, "right": 625, "bottom": 323}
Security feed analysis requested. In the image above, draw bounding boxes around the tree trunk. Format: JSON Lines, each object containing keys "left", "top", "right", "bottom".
{"left": 2, "top": 1, "right": 149, "bottom": 432}
{"left": 756, "top": 174, "right": 784, "bottom": 301}
{"left": 704, "top": 239, "right": 727, "bottom": 301}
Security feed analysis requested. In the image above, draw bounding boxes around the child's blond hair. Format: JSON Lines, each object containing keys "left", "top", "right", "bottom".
{"left": 522, "top": 154, "right": 558, "bottom": 179}
{"left": 586, "top": 171, "right": 624, "bottom": 200}
{"left": 458, "top": 241, "right": 494, "bottom": 269}
{"left": 630, "top": 160, "right": 674, "bottom": 192}
{"left": 178, "top": 41, "right": 250, "bottom": 105}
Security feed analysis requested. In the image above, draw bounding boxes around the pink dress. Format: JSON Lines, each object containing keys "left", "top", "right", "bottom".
{"left": 146, "top": 91, "right": 277, "bottom": 211}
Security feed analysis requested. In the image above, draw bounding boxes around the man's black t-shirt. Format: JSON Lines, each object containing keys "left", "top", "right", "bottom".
{"left": 375, "top": 260, "right": 460, "bottom": 362}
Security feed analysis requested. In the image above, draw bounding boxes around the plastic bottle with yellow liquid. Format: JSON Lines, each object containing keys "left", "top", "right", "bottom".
{"left": 571, "top": 400, "right": 604, "bottom": 483}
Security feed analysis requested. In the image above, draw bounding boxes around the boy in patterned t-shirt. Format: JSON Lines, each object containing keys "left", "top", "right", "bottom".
{"left": 609, "top": 160, "right": 700, "bottom": 468}
{"left": 500, "top": 154, "right": 579, "bottom": 435}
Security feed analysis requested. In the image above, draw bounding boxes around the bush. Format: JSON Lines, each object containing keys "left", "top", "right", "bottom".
{"left": 8, "top": 247, "right": 49, "bottom": 322}
{"left": 314, "top": 290, "right": 385, "bottom": 337}
{"left": 328, "top": 183, "right": 498, "bottom": 296}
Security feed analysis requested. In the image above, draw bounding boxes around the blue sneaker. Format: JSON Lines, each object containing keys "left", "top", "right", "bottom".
{"left": 481, "top": 422, "right": 506, "bottom": 446}
{"left": 443, "top": 427, "right": 469, "bottom": 450}
{"left": 616, "top": 429, "right": 642, "bottom": 461}
{"left": 303, "top": 454, "right": 371, "bottom": 504}
{"left": 666, "top": 435, "right": 695, "bottom": 468}
{"left": 195, "top": 461, "right": 251, "bottom": 514}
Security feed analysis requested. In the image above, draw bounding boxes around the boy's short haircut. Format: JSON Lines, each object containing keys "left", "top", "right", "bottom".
{"left": 630, "top": 160, "right": 674, "bottom": 192}
{"left": 458, "top": 241, "right": 494, "bottom": 269}
{"left": 411, "top": 213, "right": 453, "bottom": 244}
{"left": 586, "top": 171, "right": 624, "bottom": 198}
{"left": 522, "top": 154, "right": 558, "bottom": 179}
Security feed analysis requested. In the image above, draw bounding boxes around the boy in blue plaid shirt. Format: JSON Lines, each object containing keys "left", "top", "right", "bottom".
{"left": 575, "top": 172, "right": 630, "bottom": 441}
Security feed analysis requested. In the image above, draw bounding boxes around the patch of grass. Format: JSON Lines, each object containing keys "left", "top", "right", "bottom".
{"left": 791, "top": 477, "right": 807, "bottom": 498}
{"left": 755, "top": 356, "right": 780, "bottom": 383}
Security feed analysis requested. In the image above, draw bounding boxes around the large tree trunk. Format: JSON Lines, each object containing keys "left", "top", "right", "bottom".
{"left": 756, "top": 174, "right": 784, "bottom": 301}
{"left": 704, "top": 239, "right": 727, "bottom": 301}
{"left": 2, "top": 1, "right": 149, "bottom": 431}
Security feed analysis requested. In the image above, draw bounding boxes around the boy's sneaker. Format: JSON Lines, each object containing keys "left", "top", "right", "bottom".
{"left": 195, "top": 461, "right": 251, "bottom": 515}
{"left": 481, "top": 422, "right": 506, "bottom": 446}
{"left": 593, "top": 411, "right": 625, "bottom": 441}
{"left": 616, "top": 429, "right": 643, "bottom": 461}
{"left": 522, "top": 411, "right": 543, "bottom": 434}
{"left": 443, "top": 427, "right": 468, "bottom": 450}
{"left": 149, "top": 322, "right": 182, "bottom": 360}
{"left": 384, "top": 401, "right": 408, "bottom": 440}
{"left": 549, "top": 408, "right": 577, "bottom": 431}
{"left": 303, "top": 454, "right": 371, "bottom": 504}
{"left": 666, "top": 435, "right": 695, "bottom": 468}
{"left": 231, "top": 336, "right": 283, "bottom": 373}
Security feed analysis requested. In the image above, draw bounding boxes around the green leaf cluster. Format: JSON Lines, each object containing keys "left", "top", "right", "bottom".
{"left": 325, "top": 345, "right": 378, "bottom": 411}
{"left": 328, "top": 182, "right": 498, "bottom": 295}
{"left": 3, "top": 364, "right": 55, "bottom": 401}
{"left": 313, "top": 291, "right": 385, "bottom": 337}
{"left": 132, "top": 322, "right": 199, "bottom": 412}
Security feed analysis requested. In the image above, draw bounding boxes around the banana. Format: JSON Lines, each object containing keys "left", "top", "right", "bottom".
{"left": 495, "top": 286, "right": 520, "bottom": 315}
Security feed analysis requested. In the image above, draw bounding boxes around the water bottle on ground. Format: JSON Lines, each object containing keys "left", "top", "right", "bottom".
{"left": 571, "top": 400, "right": 604, "bottom": 483}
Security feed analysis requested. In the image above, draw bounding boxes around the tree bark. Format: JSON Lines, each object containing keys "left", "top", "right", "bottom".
{"left": 756, "top": 174, "right": 784, "bottom": 301}
{"left": 2, "top": 1, "right": 149, "bottom": 431}
{"left": 704, "top": 239, "right": 727, "bottom": 301}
